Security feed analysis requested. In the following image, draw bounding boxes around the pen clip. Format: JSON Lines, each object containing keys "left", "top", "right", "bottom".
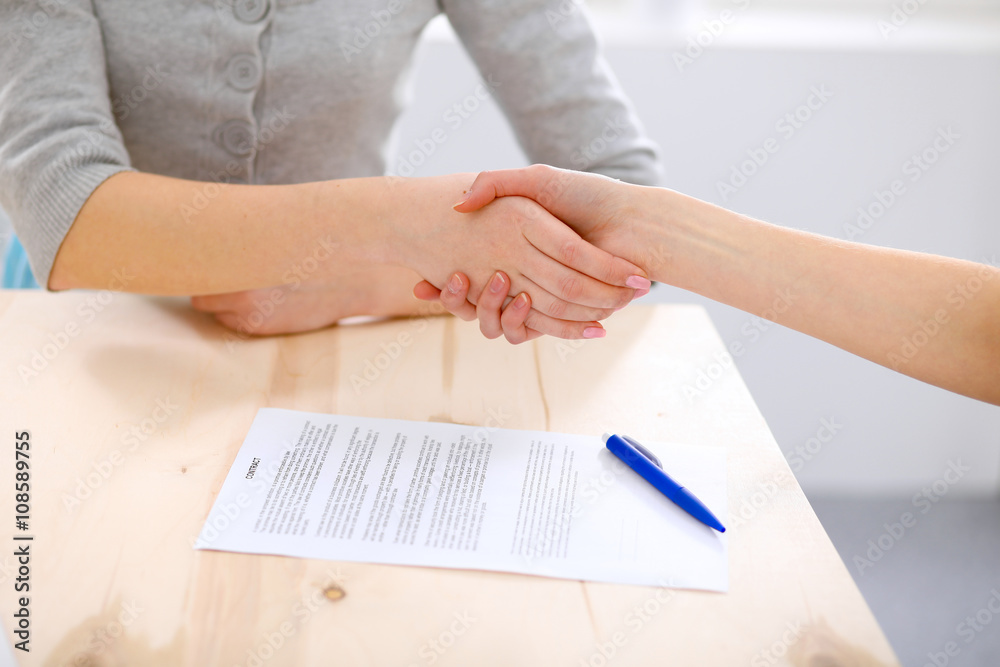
{"left": 622, "top": 435, "right": 662, "bottom": 469}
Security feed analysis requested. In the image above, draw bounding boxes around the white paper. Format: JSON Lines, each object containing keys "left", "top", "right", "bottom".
{"left": 195, "top": 409, "right": 728, "bottom": 591}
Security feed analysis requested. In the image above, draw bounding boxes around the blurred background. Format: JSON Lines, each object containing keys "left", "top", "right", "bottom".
{"left": 381, "top": 1, "right": 1000, "bottom": 664}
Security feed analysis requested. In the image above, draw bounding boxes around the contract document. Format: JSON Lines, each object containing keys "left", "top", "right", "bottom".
{"left": 195, "top": 409, "right": 728, "bottom": 591}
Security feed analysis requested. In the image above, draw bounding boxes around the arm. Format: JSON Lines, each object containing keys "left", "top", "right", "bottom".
{"left": 191, "top": 0, "right": 666, "bottom": 335}
{"left": 444, "top": 165, "right": 1000, "bottom": 405}
{"left": 0, "top": 3, "right": 646, "bottom": 338}
{"left": 442, "top": 0, "right": 662, "bottom": 184}
{"left": 50, "top": 170, "right": 648, "bottom": 336}
{"left": 0, "top": 0, "right": 133, "bottom": 288}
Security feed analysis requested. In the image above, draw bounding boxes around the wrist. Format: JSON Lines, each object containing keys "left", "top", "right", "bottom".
{"left": 630, "top": 186, "right": 727, "bottom": 291}
{"left": 627, "top": 185, "right": 680, "bottom": 283}
{"left": 307, "top": 177, "right": 399, "bottom": 269}
{"left": 644, "top": 187, "right": 769, "bottom": 302}
{"left": 375, "top": 172, "right": 476, "bottom": 272}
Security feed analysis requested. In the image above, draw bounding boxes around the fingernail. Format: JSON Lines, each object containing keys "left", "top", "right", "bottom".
{"left": 632, "top": 287, "right": 650, "bottom": 300}
{"left": 452, "top": 191, "right": 470, "bottom": 209}
{"left": 626, "top": 275, "right": 651, "bottom": 290}
{"left": 583, "top": 327, "right": 606, "bottom": 339}
{"left": 490, "top": 272, "right": 506, "bottom": 293}
{"left": 513, "top": 293, "right": 528, "bottom": 310}
{"left": 447, "top": 274, "right": 462, "bottom": 294}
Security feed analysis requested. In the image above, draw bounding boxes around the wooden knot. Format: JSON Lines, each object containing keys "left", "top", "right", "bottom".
{"left": 322, "top": 585, "right": 346, "bottom": 601}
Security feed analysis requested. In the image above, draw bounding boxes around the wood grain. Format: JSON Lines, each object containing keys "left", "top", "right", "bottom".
{"left": 0, "top": 292, "right": 900, "bottom": 666}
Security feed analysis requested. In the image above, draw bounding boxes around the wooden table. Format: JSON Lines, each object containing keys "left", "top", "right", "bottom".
{"left": 0, "top": 292, "right": 900, "bottom": 666}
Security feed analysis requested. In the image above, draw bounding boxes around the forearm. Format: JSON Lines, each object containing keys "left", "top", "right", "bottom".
{"left": 50, "top": 171, "right": 393, "bottom": 294}
{"left": 49, "top": 171, "right": 419, "bottom": 294}
{"left": 640, "top": 188, "right": 1000, "bottom": 404}
{"left": 50, "top": 169, "right": 642, "bottom": 340}
{"left": 442, "top": 0, "right": 662, "bottom": 187}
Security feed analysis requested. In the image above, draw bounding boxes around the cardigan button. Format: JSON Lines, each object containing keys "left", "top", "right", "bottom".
{"left": 227, "top": 54, "right": 261, "bottom": 91}
{"left": 215, "top": 120, "right": 255, "bottom": 157}
{"left": 233, "top": 0, "right": 269, "bottom": 23}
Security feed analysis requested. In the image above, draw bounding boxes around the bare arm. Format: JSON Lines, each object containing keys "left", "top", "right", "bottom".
{"left": 646, "top": 190, "right": 1000, "bottom": 404}
{"left": 443, "top": 165, "right": 1000, "bottom": 405}
{"left": 49, "top": 171, "right": 387, "bottom": 294}
{"left": 49, "top": 170, "right": 650, "bottom": 338}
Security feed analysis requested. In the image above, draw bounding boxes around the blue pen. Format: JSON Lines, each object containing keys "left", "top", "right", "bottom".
{"left": 603, "top": 433, "right": 726, "bottom": 533}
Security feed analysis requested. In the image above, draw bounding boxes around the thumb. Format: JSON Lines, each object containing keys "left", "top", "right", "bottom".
{"left": 453, "top": 165, "right": 554, "bottom": 213}
{"left": 412, "top": 280, "right": 442, "bottom": 301}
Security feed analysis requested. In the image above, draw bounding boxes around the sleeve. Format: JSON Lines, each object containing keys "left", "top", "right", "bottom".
{"left": 0, "top": 0, "right": 134, "bottom": 288}
{"left": 440, "top": 0, "right": 663, "bottom": 186}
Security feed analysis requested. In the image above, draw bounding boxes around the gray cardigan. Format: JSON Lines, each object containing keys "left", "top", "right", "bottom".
{"left": 0, "top": 0, "right": 662, "bottom": 286}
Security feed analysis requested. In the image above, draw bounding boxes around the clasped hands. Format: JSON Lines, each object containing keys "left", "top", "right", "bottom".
{"left": 413, "top": 165, "right": 649, "bottom": 344}
{"left": 193, "top": 165, "right": 648, "bottom": 343}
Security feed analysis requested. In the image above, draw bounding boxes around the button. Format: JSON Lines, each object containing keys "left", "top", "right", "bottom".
{"left": 214, "top": 120, "right": 255, "bottom": 157}
{"left": 226, "top": 54, "right": 261, "bottom": 91}
{"left": 233, "top": 0, "right": 269, "bottom": 23}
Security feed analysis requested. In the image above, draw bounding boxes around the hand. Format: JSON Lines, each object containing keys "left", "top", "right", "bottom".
{"left": 413, "top": 270, "right": 619, "bottom": 344}
{"left": 386, "top": 176, "right": 649, "bottom": 324}
{"left": 412, "top": 271, "right": 538, "bottom": 344}
{"left": 411, "top": 167, "right": 655, "bottom": 340}
{"left": 450, "top": 165, "right": 657, "bottom": 272}
{"left": 414, "top": 270, "right": 648, "bottom": 344}
{"left": 192, "top": 265, "right": 432, "bottom": 336}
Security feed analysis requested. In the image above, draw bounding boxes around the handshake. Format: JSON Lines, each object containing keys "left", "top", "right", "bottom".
{"left": 409, "top": 165, "right": 659, "bottom": 345}
{"left": 191, "top": 162, "right": 1000, "bottom": 403}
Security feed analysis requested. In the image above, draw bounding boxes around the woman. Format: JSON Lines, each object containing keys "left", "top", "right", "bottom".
{"left": 0, "top": 0, "right": 659, "bottom": 338}
{"left": 415, "top": 165, "right": 1000, "bottom": 406}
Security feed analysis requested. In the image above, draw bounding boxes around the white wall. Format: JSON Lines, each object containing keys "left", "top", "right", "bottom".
{"left": 389, "top": 12, "right": 1000, "bottom": 497}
